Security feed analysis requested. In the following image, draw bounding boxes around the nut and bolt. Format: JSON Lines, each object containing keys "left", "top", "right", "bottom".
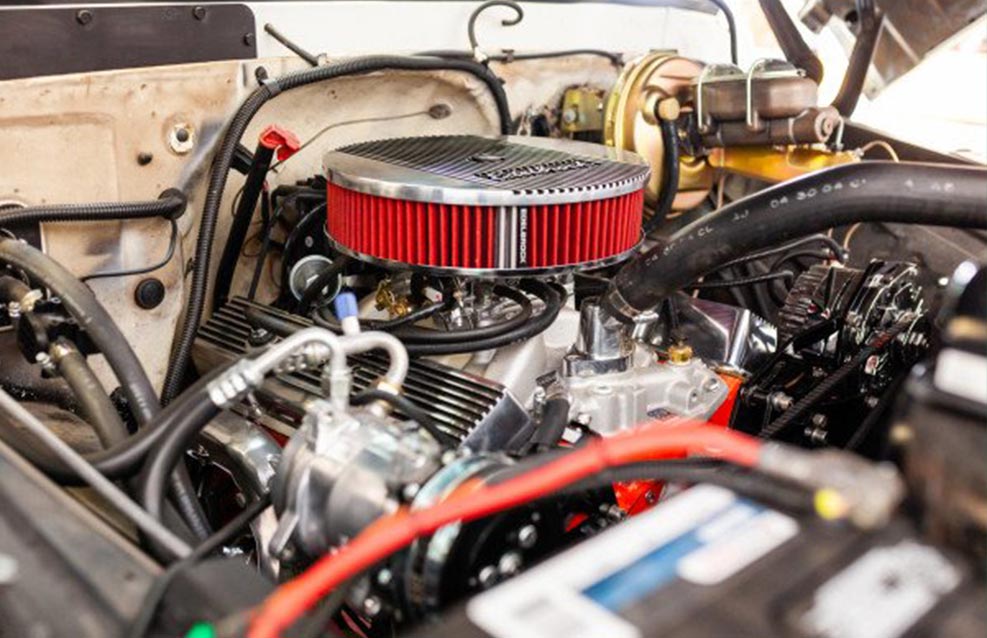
{"left": 362, "top": 596, "right": 382, "bottom": 617}
{"left": 34, "top": 352, "right": 56, "bottom": 374}
{"left": 478, "top": 565, "right": 498, "bottom": 588}
{"left": 517, "top": 525, "right": 538, "bottom": 549}
{"left": 376, "top": 569, "right": 393, "bottom": 587}
{"left": 497, "top": 552, "right": 522, "bottom": 577}
{"left": 169, "top": 124, "right": 195, "bottom": 154}
{"left": 770, "top": 392, "right": 793, "bottom": 411}
{"left": 401, "top": 483, "right": 421, "bottom": 502}
{"left": 76, "top": 9, "right": 94, "bottom": 25}
{"left": 192, "top": 5, "right": 207, "bottom": 20}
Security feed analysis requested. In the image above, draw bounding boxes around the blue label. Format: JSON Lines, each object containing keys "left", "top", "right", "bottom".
{"left": 582, "top": 501, "right": 762, "bottom": 611}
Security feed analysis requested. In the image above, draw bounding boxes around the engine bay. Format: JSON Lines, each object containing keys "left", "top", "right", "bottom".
{"left": 0, "top": 2, "right": 985, "bottom": 637}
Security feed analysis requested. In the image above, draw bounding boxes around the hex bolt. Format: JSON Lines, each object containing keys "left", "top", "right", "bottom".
{"left": 192, "top": 5, "right": 207, "bottom": 20}
{"left": 401, "top": 483, "right": 420, "bottom": 502}
{"left": 362, "top": 596, "right": 382, "bottom": 617}
{"left": 169, "top": 124, "right": 195, "bottom": 154}
{"left": 76, "top": 9, "right": 93, "bottom": 25}
{"left": 376, "top": 569, "right": 393, "bottom": 587}
{"left": 497, "top": 552, "right": 522, "bottom": 577}
{"left": 478, "top": 565, "right": 497, "bottom": 588}
{"left": 517, "top": 525, "right": 538, "bottom": 549}
{"left": 770, "top": 392, "right": 794, "bottom": 411}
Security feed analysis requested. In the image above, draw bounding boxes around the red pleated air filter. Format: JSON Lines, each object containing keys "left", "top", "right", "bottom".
{"left": 324, "top": 135, "right": 650, "bottom": 275}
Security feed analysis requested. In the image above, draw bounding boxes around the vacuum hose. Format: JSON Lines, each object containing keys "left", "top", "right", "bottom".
{"left": 603, "top": 161, "right": 987, "bottom": 321}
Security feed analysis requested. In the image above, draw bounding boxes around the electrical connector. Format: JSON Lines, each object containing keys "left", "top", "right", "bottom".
{"left": 758, "top": 444, "right": 905, "bottom": 529}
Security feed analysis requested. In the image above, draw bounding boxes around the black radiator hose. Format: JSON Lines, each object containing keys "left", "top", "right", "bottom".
{"left": 603, "top": 161, "right": 987, "bottom": 321}
{"left": 0, "top": 238, "right": 161, "bottom": 423}
{"left": 160, "top": 55, "right": 512, "bottom": 404}
{"left": 0, "top": 192, "right": 186, "bottom": 228}
{"left": 0, "top": 364, "right": 231, "bottom": 485}
{"left": 0, "top": 239, "right": 211, "bottom": 539}
{"left": 51, "top": 338, "right": 129, "bottom": 448}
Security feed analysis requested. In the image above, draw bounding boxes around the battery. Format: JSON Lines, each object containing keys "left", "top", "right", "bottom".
{"left": 411, "top": 485, "right": 985, "bottom": 638}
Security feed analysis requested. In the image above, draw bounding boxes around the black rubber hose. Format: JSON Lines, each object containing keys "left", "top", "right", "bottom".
{"left": 831, "top": 0, "right": 883, "bottom": 117}
{"left": 0, "top": 240, "right": 211, "bottom": 537}
{"left": 387, "top": 285, "right": 533, "bottom": 343}
{"left": 528, "top": 397, "right": 571, "bottom": 452}
{"left": 370, "top": 300, "right": 446, "bottom": 330}
{"left": 769, "top": 249, "right": 831, "bottom": 272}
{"left": 126, "top": 492, "right": 272, "bottom": 638}
{"left": 351, "top": 389, "right": 457, "bottom": 447}
{"left": 213, "top": 143, "right": 279, "bottom": 310}
{"left": 757, "top": 0, "right": 824, "bottom": 83}
{"left": 311, "top": 284, "right": 534, "bottom": 344}
{"left": 604, "top": 161, "right": 987, "bottom": 320}
{"left": 139, "top": 384, "right": 222, "bottom": 523}
{"left": 564, "top": 459, "right": 814, "bottom": 513}
{"left": 0, "top": 193, "right": 186, "bottom": 228}
{"left": 643, "top": 117, "right": 680, "bottom": 235}
{"left": 0, "top": 364, "right": 230, "bottom": 485}
{"left": 52, "top": 338, "right": 129, "bottom": 448}
{"left": 0, "top": 238, "right": 160, "bottom": 423}
{"left": 161, "top": 56, "right": 512, "bottom": 404}
{"left": 718, "top": 233, "right": 846, "bottom": 269}
{"left": 296, "top": 255, "right": 352, "bottom": 314}
{"left": 0, "top": 275, "right": 31, "bottom": 303}
{"left": 691, "top": 270, "right": 793, "bottom": 290}
{"left": 402, "top": 281, "right": 562, "bottom": 355}
{"left": 311, "top": 280, "right": 563, "bottom": 356}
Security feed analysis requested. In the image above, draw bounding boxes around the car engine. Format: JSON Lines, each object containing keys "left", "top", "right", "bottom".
{"left": 0, "top": 1, "right": 984, "bottom": 637}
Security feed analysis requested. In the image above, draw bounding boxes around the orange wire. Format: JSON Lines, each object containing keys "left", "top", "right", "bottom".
{"left": 248, "top": 421, "right": 762, "bottom": 638}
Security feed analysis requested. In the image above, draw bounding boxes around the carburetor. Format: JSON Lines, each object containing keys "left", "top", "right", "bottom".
{"left": 547, "top": 299, "right": 728, "bottom": 433}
